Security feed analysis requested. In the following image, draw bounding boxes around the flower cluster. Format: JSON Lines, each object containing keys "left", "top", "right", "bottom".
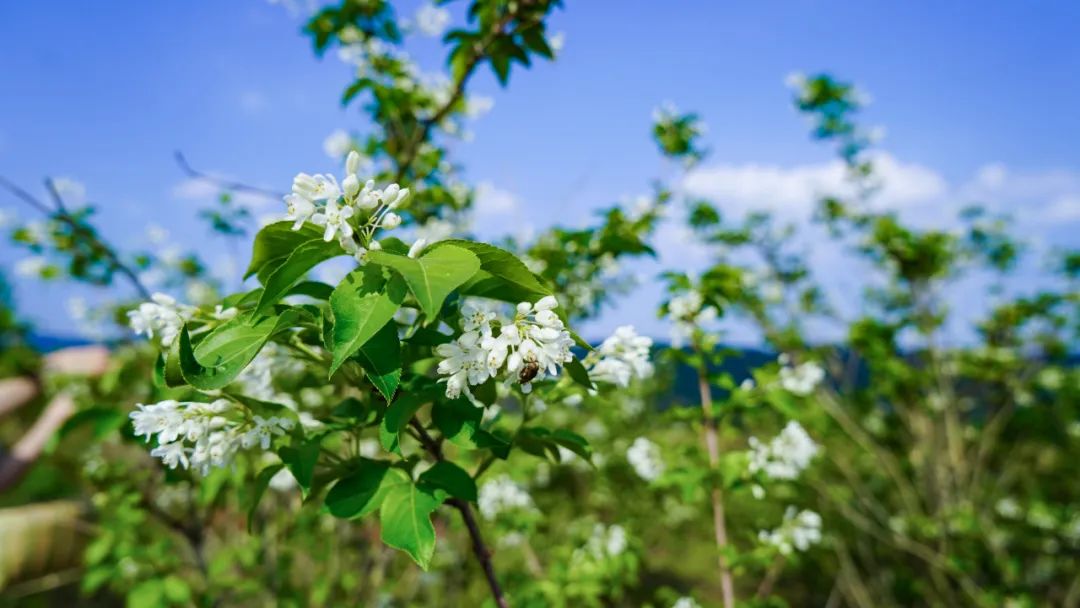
{"left": 284, "top": 151, "right": 417, "bottom": 262}
{"left": 130, "top": 399, "right": 293, "bottom": 474}
{"left": 127, "top": 292, "right": 195, "bottom": 347}
{"left": 477, "top": 475, "right": 536, "bottom": 521}
{"left": 758, "top": 508, "right": 823, "bottom": 555}
{"left": 626, "top": 437, "right": 665, "bottom": 482}
{"left": 573, "top": 523, "right": 629, "bottom": 564}
{"left": 747, "top": 421, "right": 820, "bottom": 481}
{"left": 587, "top": 325, "right": 654, "bottom": 388}
{"left": 777, "top": 354, "right": 825, "bottom": 396}
{"left": 666, "top": 289, "right": 718, "bottom": 348}
{"left": 435, "top": 296, "right": 575, "bottom": 399}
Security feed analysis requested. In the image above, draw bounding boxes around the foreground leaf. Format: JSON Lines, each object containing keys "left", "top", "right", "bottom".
{"left": 329, "top": 265, "right": 406, "bottom": 376}
{"left": 367, "top": 245, "right": 481, "bottom": 318}
{"left": 379, "top": 471, "right": 443, "bottom": 570}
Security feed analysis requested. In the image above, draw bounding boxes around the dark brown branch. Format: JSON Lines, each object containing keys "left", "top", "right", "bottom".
{"left": 408, "top": 418, "right": 508, "bottom": 608}
{"left": 174, "top": 151, "right": 286, "bottom": 200}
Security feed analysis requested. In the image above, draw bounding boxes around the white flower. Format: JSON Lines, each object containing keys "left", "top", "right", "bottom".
{"left": 626, "top": 437, "right": 664, "bottom": 482}
{"left": 415, "top": 4, "right": 451, "bottom": 37}
{"left": 666, "top": 289, "right": 717, "bottom": 347}
{"left": 588, "top": 325, "right": 653, "bottom": 387}
{"left": 380, "top": 212, "right": 402, "bottom": 229}
{"left": 240, "top": 415, "right": 294, "bottom": 450}
{"left": 758, "top": 508, "right": 822, "bottom": 555}
{"left": 131, "top": 398, "right": 293, "bottom": 475}
{"left": 574, "top": 524, "right": 629, "bottom": 564}
{"left": 284, "top": 194, "right": 316, "bottom": 230}
{"left": 672, "top": 598, "right": 701, "bottom": 608}
{"left": 127, "top": 292, "right": 195, "bottom": 347}
{"left": 323, "top": 129, "right": 352, "bottom": 159}
{"left": 312, "top": 199, "right": 355, "bottom": 242}
{"left": 461, "top": 301, "right": 497, "bottom": 335}
{"left": 748, "top": 421, "right": 820, "bottom": 481}
{"left": 292, "top": 172, "right": 342, "bottom": 202}
{"left": 778, "top": 358, "right": 825, "bottom": 396}
{"left": 436, "top": 296, "right": 574, "bottom": 397}
{"left": 478, "top": 475, "right": 536, "bottom": 520}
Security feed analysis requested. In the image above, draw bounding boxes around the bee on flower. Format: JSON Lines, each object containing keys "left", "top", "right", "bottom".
{"left": 435, "top": 296, "right": 575, "bottom": 400}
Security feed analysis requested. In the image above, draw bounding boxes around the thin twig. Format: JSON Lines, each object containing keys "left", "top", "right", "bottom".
{"left": 174, "top": 151, "right": 286, "bottom": 200}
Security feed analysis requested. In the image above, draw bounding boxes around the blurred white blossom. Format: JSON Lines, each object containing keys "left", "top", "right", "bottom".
{"left": 626, "top": 437, "right": 665, "bottom": 482}
{"left": 748, "top": 420, "right": 819, "bottom": 481}
{"left": 758, "top": 507, "right": 822, "bottom": 555}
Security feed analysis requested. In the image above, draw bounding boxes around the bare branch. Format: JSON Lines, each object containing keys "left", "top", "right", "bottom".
{"left": 174, "top": 151, "right": 286, "bottom": 200}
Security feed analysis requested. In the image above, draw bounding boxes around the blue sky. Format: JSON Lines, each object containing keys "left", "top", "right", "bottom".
{"left": 2, "top": 1, "right": 1078, "bottom": 342}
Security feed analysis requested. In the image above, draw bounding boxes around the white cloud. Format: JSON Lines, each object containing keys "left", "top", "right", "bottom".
{"left": 681, "top": 153, "right": 947, "bottom": 219}
{"left": 474, "top": 180, "right": 520, "bottom": 215}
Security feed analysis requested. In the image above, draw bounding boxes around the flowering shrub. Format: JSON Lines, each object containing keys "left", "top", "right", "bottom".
{"left": 0, "top": 3, "right": 1077, "bottom": 608}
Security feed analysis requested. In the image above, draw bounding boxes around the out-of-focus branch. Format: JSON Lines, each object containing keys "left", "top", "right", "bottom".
{"left": 174, "top": 151, "right": 286, "bottom": 200}
{"left": 0, "top": 378, "right": 39, "bottom": 419}
{"left": 0, "top": 393, "right": 76, "bottom": 492}
{"left": 0, "top": 175, "right": 151, "bottom": 299}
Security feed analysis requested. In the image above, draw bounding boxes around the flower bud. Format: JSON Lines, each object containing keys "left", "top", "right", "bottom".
{"left": 343, "top": 174, "right": 360, "bottom": 198}
{"left": 390, "top": 187, "right": 410, "bottom": 209}
{"left": 408, "top": 238, "right": 427, "bottom": 259}
{"left": 345, "top": 150, "right": 361, "bottom": 175}
{"left": 381, "top": 212, "right": 402, "bottom": 229}
{"left": 368, "top": 240, "right": 382, "bottom": 251}
{"left": 383, "top": 184, "right": 400, "bottom": 202}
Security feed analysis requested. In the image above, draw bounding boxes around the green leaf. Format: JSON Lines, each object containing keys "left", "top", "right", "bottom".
{"left": 432, "top": 397, "right": 483, "bottom": 447}
{"left": 279, "top": 440, "right": 321, "bottom": 498}
{"left": 244, "top": 221, "right": 325, "bottom": 279}
{"left": 471, "top": 376, "right": 498, "bottom": 406}
{"left": 329, "top": 265, "right": 407, "bottom": 376}
{"left": 379, "top": 387, "right": 440, "bottom": 454}
{"left": 256, "top": 238, "right": 343, "bottom": 313}
{"left": 247, "top": 464, "right": 285, "bottom": 532}
{"left": 153, "top": 353, "right": 166, "bottom": 388}
{"left": 324, "top": 459, "right": 391, "bottom": 519}
{"left": 172, "top": 311, "right": 297, "bottom": 390}
{"left": 419, "top": 461, "right": 477, "bottom": 502}
{"left": 552, "top": 429, "right": 593, "bottom": 463}
{"left": 355, "top": 322, "right": 402, "bottom": 402}
{"left": 286, "top": 280, "right": 335, "bottom": 300}
{"left": 564, "top": 355, "right": 595, "bottom": 389}
{"left": 433, "top": 240, "right": 551, "bottom": 303}
{"left": 379, "top": 472, "right": 442, "bottom": 570}
{"left": 367, "top": 245, "right": 481, "bottom": 319}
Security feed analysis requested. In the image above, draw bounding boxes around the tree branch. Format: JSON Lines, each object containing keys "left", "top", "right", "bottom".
{"left": 174, "top": 151, "right": 286, "bottom": 200}
{"left": 408, "top": 418, "right": 508, "bottom": 608}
